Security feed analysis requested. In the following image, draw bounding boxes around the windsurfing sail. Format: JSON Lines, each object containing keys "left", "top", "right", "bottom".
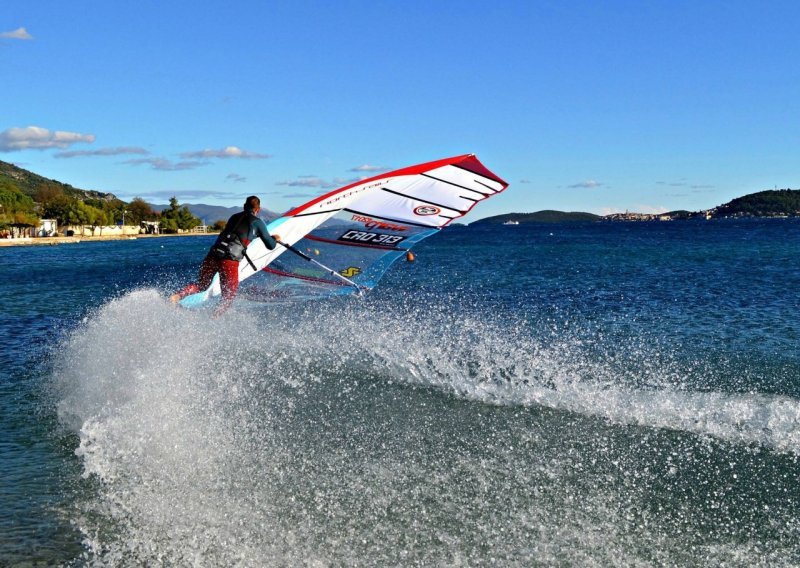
{"left": 180, "top": 154, "right": 508, "bottom": 307}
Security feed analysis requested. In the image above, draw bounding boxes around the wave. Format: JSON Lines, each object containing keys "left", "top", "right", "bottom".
{"left": 312, "top": 291, "right": 800, "bottom": 455}
{"left": 55, "top": 286, "right": 800, "bottom": 452}
{"left": 51, "top": 289, "right": 800, "bottom": 564}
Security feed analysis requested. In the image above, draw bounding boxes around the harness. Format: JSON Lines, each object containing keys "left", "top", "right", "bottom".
{"left": 210, "top": 212, "right": 258, "bottom": 270}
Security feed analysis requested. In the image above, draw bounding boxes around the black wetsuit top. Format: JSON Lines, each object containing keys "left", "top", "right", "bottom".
{"left": 213, "top": 210, "right": 277, "bottom": 251}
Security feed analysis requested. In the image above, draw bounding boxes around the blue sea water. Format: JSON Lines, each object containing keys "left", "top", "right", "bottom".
{"left": 1, "top": 220, "right": 799, "bottom": 566}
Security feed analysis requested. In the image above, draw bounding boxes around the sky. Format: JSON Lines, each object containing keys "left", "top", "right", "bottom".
{"left": 2, "top": 1, "right": 799, "bottom": 221}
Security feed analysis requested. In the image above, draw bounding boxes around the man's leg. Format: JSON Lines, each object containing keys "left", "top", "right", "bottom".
{"left": 170, "top": 255, "right": 218, "bottom": 303}
{"left": 213, "top": 259, "right": 241, "bottom": 316}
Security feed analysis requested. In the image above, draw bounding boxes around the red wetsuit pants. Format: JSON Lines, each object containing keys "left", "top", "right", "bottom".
{"left": 175, "top": 254, "right": 240, "bottom": 313}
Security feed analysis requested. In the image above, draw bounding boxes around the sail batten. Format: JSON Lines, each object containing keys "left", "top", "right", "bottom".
{"left": 420, "top": 173, "right": 493, "bottom": 196}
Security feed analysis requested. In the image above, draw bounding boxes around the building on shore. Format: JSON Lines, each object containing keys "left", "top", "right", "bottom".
{"left": 140, "top": 221, "right": 160, "bottom": 235}
{"left": 38, "top": 219, "right": 57, "bottom": 237}
{"left": 604, "top": 212, "right": 675, "bottom": 221}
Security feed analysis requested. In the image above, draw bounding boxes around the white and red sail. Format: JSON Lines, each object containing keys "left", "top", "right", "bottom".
{"left": 180, "top": 154, "right": 508, "bottom": 306}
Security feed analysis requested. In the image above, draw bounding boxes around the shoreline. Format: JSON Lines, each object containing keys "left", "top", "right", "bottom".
{"left": 0, "top": 232, "right": 216, "bottom": 248}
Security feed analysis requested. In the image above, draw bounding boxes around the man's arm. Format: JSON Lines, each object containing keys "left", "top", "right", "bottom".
{"left": 254, "top": 218, "right": 278, "bottom": 250}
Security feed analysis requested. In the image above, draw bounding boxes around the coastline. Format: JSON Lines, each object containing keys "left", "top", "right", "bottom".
{"left": 0, "top": 232, "right": 216, "bottom": 248}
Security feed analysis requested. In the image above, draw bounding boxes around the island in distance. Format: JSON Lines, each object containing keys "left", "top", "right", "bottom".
{"left": 472, "top": 188, "right": 800, "bottom": 225}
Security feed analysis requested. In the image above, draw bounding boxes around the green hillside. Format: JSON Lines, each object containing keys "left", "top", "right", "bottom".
{"left": 713, "top": 189, "right": 800, "bottom": 217}
{"left": 0, "top": 160, "right": 201, "bottom": 233}
{"left": 0, "top": 160, "right": 117, "bottom": 201}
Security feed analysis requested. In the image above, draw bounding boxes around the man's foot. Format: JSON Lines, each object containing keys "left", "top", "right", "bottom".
{"left": 169, "top": 293, "right": 181, "bottom": 304}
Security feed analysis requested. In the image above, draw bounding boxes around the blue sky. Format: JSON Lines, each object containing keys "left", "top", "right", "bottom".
{"left": 2, "top": 1, "right": 799, "bottom": 220}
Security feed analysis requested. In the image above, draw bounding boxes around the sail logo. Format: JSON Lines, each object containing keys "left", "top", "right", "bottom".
{"left": 351, "top": 214, "right": 408, "bottom": 231}
{"left": 340, "top": 266, "right": 361, "bottom": 278}
{"left": 413, "top": 205, "right": 440, "bottom": 216}
{"left": 339, "top": 230, "right": 406, "bottom": 246}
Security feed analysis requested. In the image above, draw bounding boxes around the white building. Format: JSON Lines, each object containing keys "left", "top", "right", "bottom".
{"left": 37, "top": 219, "right": 57, "bottom": 237}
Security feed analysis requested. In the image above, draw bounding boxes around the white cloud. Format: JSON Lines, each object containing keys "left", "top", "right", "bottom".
{"left": 124, "top": 157, "right": 207, "bottom": 171}
{"left": 0, "top": 27, "right": 33, "bottom": 40}
{"left": 276, "top": 176, "right": 361, "bottom": 189}
{"left": 657, "top": 179, "right": 714, "bottom": 192}
{"left": 131, "top": 189, "right": 243, "bottom": 201}
{"left": 277, "top": 177, "right": 334, "bottom": 189}
{"left": 282, "top": 192, "right": 320, "bottom": 199}
{"left": 180, "top": 146, "right": 270, "bottom": 159}
{"left": 0, "top": 126, "right": 95, "bottom": 152}
{"left": 634, "top": 204, "right": 669, "bottom": 214}
{"left": 226, "top": 173, "right": 247, "bottom": 183}
{"left": 569, "top": 180, "right": 603, "bottom": 189}
{"left": 55, "top": 146, "right": 150, "bottom": 158}
{"left": 519, "top": 179, "right": 532, "bottom": 184}
{"left": 349, "top": 164, "right": 390, "bottom": 173}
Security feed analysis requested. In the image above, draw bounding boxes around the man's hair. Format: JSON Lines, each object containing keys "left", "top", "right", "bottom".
{"left": 244, "top": 196, "right": 260, "bottom": 212}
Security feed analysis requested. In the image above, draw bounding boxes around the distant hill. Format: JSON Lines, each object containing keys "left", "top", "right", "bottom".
{"left": 713, "top": 189, "right": 800, "bottom": 217}
{"left": 0, "top": 160, "right": 118, "bottom": 202}
{"left": 0, "top": 160, "right": 285, "bottom": 222}
{"left": 473, "top": 188, "right": 800, "bottom": 224}
{"left": 152, "top": 203, "right": 281, "bottom": 224}
{"left": 153, "top": 203, "right": 239, "bottom": 224}
{"left": 190, "top": 204, "right": 244, "bottom": 224}
{"left": 472, "top": 210, "right": 601, "bottom": 225}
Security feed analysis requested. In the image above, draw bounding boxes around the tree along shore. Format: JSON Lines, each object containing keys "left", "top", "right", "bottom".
{"left": 0, "top": 231, "right": 216, "bottom": 248}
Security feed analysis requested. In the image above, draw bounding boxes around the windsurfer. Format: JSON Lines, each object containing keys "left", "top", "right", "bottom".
{"left": 170, "top": 196, "right": 280, "bottom": 315}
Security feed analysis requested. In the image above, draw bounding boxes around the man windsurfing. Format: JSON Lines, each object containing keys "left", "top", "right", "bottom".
{"left": 170, "top": 195, "right": 281, "bottom": 316}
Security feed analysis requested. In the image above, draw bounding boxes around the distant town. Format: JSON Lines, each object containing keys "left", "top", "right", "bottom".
{"left": 605, "top": 188, "right": 800, "bottom": 221}
{"left": 468, "top": 188, "right": 800, "bottom": 225}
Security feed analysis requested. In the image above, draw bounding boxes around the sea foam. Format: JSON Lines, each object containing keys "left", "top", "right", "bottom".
{"left": 52, "top": 289, "right": 800, "bottom": 565}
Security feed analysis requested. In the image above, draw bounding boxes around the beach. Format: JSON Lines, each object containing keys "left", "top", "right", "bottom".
{"left": 0, "top": 231, "right": 214, "bottom": 247}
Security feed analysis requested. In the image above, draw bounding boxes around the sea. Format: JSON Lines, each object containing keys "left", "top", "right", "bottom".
{"left": 1, "top": 219, "right": 799, "bottom": 566}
